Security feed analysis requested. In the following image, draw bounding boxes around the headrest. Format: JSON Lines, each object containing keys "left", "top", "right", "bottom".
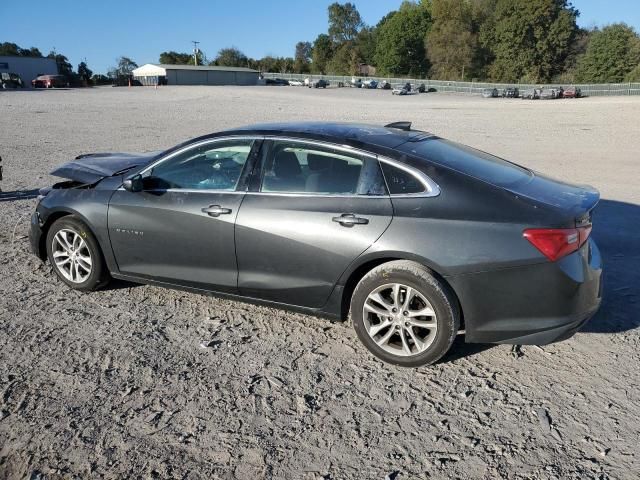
{"left": 307, "top": 153, "right": 333, "bottom": 171}
{"left": 274, "top": 151, "right": 302, "bottom": 178}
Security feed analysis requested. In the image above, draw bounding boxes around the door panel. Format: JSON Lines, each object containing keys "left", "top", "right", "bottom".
{"left": 108, "top": 190, "right": 244, "bottom": 292}
{"left": 235, "top": 138, "right": 392, "bottom": 308}
{"left": 235, "top": 194, "right": 393, "bottom": 307}
{"left": 106, "top": 137, "right": 258, "bottom": 292}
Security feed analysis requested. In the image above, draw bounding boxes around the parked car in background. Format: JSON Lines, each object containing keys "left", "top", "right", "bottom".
{"left": 1, "top": 72, "right": 25, "bottom": 89}
{"left": 363, "top": 79, "right": 378, "bottom": 89}
{"left": 350, "top": 78, "right": 363, "bottom": 88}
{"left": 563, "top": 86, "right": 582, "bottom": 98}
{"left": 502, "top": 87, "right": 519, "bottom": 98}
{"left": 539, "top": 88, "right": 562, "bottom": 100}
{"left": 309, "top": 79, "right": 329, "bottom": 89}
{"left": 392, "top": 83, "right": 413, "bottom": 95}
{"left": 288, "top": 79, "right": 304, "bottom": 87}
{"left": 31, "top": 74, "right": 68, "bottom": 88}
{"left": 379, "top": 80, "right": 392, "bottom": 90}
{"left": 29, "top": 121, "right": 603, "bottom": 367}
{"left": 482, "top": 88, "right": 499, "bottom": 98}
{"left": 266, "top": 78, "right": 289, "bottom": 86}
{"left": 520, "top": 88, "right": 540, "bottom": 100}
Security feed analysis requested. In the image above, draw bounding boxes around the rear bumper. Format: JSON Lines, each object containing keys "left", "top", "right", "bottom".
{"left": 448, "top": 238, "right": 603, "bottom": 345}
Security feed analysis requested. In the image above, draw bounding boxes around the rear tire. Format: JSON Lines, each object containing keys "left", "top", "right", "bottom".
{"left": 46, "top": 216, "right": 110, "bottom": 291}
{"left": 350, "top": 260, "right": 459, "bottom": 367}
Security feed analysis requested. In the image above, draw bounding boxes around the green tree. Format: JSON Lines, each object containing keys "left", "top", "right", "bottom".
{"left": 257, "top": 55, "right": 279, "bottom": 72}
{"left": 159, "top": 50, "right": 205, "bottom": 65}
{"left": 561, "top": 27, "right": 593, "bottom": 79}
{"left": 213, "top": 47, "right": 248, "bottom": 67}
{"left": 278, "top": 57, "right": 295, "bottom": 73}
{"left": 91, "top": 74, "right": 111, "bottom": 85}
{"left": 0, "top": 42, "right": 21, "bottom": 56}
{"left": 24, "top": 47, "right": 43, "bottom": 57}
{"left": 575, "top": 24, "right": 640, "bottom": 83}
{"left": 482, "top": 0, "right": 578, "bottom": 82}
{"left": 328, "top": 2, "right": 364, "bottom": 43}
{"left": 0, "top": 42, "right": 43, "bottom": 57}
{"left": 294, "top": 41, "right": 312, "bottom": 73}
{"left": 109, "top": 56, "right": 138, "bottom": 77}
{"left": 47, "top": 51, "right": 74, "bottom": 76}
{"left": 426, "top": 0, "right": 477, "bottom": 80}
{"left": 355, "top": 27, "right": 377, "bottom": 65}
{"left": 311, "top": 34, "right": 333, "bottom": 74}
{"left": 77, "top": 62, "right": 93, "bottom": 83}
{"left": 626, "top": 64, "right": 640, "bottom": 82}
{"left": 374, "top": 1, "right": 432, "bottom": 77}
{"left": 326, "top": 41, "right": 362, "bottom": 75}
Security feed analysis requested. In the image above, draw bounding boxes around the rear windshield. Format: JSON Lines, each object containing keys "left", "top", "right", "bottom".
{"left": 398, "top": 138, "right": 532, "bottom": 188}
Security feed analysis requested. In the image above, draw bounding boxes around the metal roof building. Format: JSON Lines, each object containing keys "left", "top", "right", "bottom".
{"left": 0, "top": 56, "right": 58, "bottom": 86}
{"left": 132, "top": 64, "right": 259, "bottom": 86}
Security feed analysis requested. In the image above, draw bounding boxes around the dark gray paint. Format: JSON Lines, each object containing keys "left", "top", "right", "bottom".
{"left": 235, "top": 194, "right": 393, "bottom": 307}
{"left": 107, "top": 190, "right": 244, "bottom": 292}
{"left": 29, "top": 122, "right": 603, "bottom": 346}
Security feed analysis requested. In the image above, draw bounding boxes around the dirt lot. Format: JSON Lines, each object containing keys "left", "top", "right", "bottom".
{"left": 1, "top": 86, "right": 639, "bottom": 479}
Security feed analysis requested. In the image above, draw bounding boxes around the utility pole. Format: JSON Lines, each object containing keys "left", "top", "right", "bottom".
{"left": 191, "top": 41, "right": 200, "bottom": 66}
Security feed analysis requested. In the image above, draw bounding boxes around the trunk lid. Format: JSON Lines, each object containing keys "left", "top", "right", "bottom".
{"left": 50, "top": 151, "right": 160, "bottom": 184}
{"left": 505, "top": 171, "right": 600, "bottom": 225}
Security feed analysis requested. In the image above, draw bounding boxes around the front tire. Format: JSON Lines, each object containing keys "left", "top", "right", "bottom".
{"left": 46, "top": 216, "right": 110, "bottom": 291}
{"left": 351, "top": 261, "right": 459, "bottom": 367}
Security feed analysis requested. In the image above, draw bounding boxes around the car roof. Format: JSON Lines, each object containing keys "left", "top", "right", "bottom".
{"left": 218, "top": 122, "right": 435, "bottom": 150}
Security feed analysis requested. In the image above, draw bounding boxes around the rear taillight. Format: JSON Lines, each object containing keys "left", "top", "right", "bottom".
{"left": 523, "top": 226, "right": 592, "bottom": 262}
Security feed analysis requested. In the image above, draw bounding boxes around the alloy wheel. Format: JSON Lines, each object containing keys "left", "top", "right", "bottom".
{"left": 362, "top": 283, "right": 438, "bottom": 357}
{"left": 51, "top": 229, "right": 92, "bottom": 283}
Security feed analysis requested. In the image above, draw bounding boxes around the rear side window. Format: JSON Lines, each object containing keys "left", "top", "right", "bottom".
{"left": 260, "top": 141, "right": 386, "bottom": 195}
{"left": 399, "top": 138, "right": 532, "bottom": 188}
{"left": 380, "top": 162, "right": 425, "bottom": 195}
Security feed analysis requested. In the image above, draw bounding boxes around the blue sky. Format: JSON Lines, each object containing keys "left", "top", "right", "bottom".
{"left": 2, "top": 0, "right": 639, "bottom": 74}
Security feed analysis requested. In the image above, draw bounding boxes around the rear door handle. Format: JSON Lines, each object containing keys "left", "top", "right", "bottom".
{"left": 201, "top": 205, "right": 232, "bottom": 217}
{"left": 332, "top": 213, "right": 369, "bottom": 227}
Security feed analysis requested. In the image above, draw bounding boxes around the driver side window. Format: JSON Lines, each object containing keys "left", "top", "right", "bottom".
{"left": 146, "top": 139, "right": 253, "bottom": 191}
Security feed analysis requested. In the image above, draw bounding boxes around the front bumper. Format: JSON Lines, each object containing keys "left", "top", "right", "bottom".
{"left": 29, "top": 211, "right": 45, "bottom": 259}
{"left": 448, "top": 238, "right": 603, "bottom": 345}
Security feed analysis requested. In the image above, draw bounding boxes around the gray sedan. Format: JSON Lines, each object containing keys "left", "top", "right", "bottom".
{"left": 29, "top": 122, "right": 602, "bottom": 367}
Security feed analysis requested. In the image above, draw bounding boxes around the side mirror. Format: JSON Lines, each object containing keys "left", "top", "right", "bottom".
{"left": 123, "top": 174, "right": 143, "bottom": 193}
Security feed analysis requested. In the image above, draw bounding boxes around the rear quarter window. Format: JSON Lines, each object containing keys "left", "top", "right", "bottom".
{"left": 399, "top": 139, "right": 532, "bottom": 188}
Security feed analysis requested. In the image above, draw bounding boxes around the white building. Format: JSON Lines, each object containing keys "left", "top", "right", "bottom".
{"left": 0, "top": 56, "right": 58, "bottom": 85}
{"left": 132, "top": 64, "right": 259, "bottom": 86}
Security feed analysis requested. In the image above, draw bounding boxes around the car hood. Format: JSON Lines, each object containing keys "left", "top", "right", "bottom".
{"left": 50, "top": 151, "right": 160, "bottom": 184}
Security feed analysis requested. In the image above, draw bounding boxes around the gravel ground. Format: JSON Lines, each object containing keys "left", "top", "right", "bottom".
{"left": 0, "top": 86, "right": 639, "bottom": 480}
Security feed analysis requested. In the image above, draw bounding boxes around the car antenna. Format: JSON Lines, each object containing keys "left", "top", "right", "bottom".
{"left": 385, "top": 121, "right": 412, "bottom": 131}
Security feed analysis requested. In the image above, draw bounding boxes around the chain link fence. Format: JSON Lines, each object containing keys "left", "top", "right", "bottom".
{"left": 262, "top": 72, "right": 640, "bottom": 97}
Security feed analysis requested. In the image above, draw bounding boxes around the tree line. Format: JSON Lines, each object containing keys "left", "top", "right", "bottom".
{"left": 3, "top": 0, "right": 639, "bottom": 85}
{"left": 158, "top": 0, "right": 640, "bottom": 84}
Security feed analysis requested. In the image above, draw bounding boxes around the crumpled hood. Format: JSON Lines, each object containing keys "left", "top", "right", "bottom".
{"left": 51, "top": 151, "right": 161, "bottom": 184}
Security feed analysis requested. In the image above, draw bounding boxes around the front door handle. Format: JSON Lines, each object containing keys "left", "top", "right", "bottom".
{"left": 201, "top": 205, "right": 232, "bottom": 217}
{"left": 332, "top": 213, "right": 369, "bottom": 227}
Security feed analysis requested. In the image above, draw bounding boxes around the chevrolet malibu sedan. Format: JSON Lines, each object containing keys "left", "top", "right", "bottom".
{"left": 29, "top": 122, "right": 602, "bottom": 367}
